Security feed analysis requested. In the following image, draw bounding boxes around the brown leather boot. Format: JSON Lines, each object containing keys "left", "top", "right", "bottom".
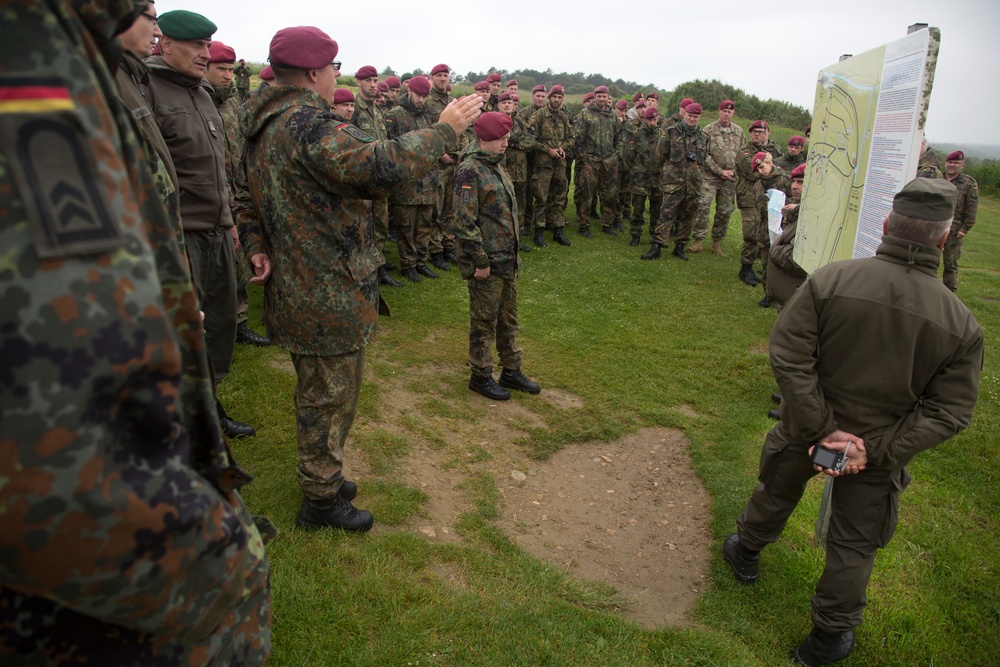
{"left": 710, "top": 239, "right": 725, "bottom": 256}
{"left": 687, "top": 239, "right": 703, "bottom": 253}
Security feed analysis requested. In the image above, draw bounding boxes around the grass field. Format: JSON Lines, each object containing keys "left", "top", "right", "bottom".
{"left": 223, "top": 188, "right": 999, "bottom": 665}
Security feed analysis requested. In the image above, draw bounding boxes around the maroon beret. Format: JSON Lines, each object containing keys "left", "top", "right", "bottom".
{"left": 447, "top": 84, "right": 452, "bottom": 91}
{"left": 643, "top": 107, "right": 658, "bottom": 119}
{"left": 615, "top": 99, "right": 628, "bottom": 110}
{"left": 511, "top": 93, "right": 519, "bottom": 102}
{"left": 269, "top": 26, "right": 338, "bottom": 69}
{"left": 355, "top": 65, "right": 378, "bottom": 80}
{"left": 751, "top": 151, "right": 769, "bottom": 172}
{"left": 333, "top": 88, "right": 355, "bottom": 104}
{"left": 486, "top": 73, "right": 502, "bottom": 83}
{"left": 594, "top": 85, "right": 609, "bottom": 94}
{"left": 788, "top": 135, "right": 805, "bottom": 147}
{"left": 790, "top": 163, "right": 806, "bottom": 180}
{"left": 684, "top": 102, "right": 703, "bottom": 114}
{"left": 805, "top": 123, "right": 812, "bottom": 133}
{"left": 498, "top": 92, "right": 513, "bottom": 102}
{"left": 749, "top": 120, "right": 769, "bottom": 131}
{"left": 532, "top": 84, "right": 546, "bottom": 93}
{"left": 208, "top": 41, "right": 236, "bottom": 64}
{"left": 430, "top": 63, "right": 449, "bottom": 75}
{"left": 259, "top": 65, "right": 274, "bottom": 81}
{"left": 385, "top": 75, "right": 401, "bottom": 89}
{"left": 719, "top": 99, "right": 735, "bottom": 111}
{"left": 408, "top": 75, "right": 430, "bottom": 95}
{"left": 632, "top": 92, "right": 643, "bottom": 102}
{"left": 645, "top": 92, "right": 660, "bottom": 101}
{"left": 678, "top": 96, "right": 692, "bottom": 106}
{"left": 506, "top": 79, "right": 517, "bottom": 87}
{"left": 548, "top": 84, "right": 564, "bottom": 96}
{"left": 635, "top": 100, "right": 646, "bottom": 109}
{"left": 377, "top": 81, "right": 389, "bottom": 92}
{"left": 474, "top": 111, "right": 512, "bottom": 141}
{"left": 474, "top": 80, "right": 489, "bottom": 91}
{"left": 946, "top": 150, "right": 965, "bottom": 161}
{"left": 583, "top": 92, "right": 595, "bottom": 103}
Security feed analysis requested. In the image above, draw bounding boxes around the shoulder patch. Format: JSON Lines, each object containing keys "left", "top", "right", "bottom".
{"left": 337, "top": 123, "right": 373, "bottom": 142}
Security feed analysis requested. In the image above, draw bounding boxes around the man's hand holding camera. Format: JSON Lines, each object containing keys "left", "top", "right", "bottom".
{"left": 809, "top": 430, "right": 867, "bottom": 477}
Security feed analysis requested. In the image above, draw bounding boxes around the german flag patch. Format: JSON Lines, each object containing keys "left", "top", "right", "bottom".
{"left": 0, "top": 76, "right": 74, "bottom": 114}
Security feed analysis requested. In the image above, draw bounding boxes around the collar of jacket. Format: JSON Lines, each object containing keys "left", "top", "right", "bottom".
{"left": 876, "top": 235, "right": 942, "bottom": 276}
{"left": 146, "top": 56, "right": 208, "bottom": 89}
{"left": 469, "top": 148, "right": 505, "bottom": 165}
{"left": 243, "top": 84, "right": 330, "bottom": 140}
{"left": 400, "top": 95, "right": 426, "bottom": 115}
{"left": 118, "top": 50, "right": 149, "bottom": 85}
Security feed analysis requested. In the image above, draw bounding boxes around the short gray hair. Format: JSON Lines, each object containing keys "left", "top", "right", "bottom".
{"left": 885, "top": 210, "right": 951, "bottom": 246}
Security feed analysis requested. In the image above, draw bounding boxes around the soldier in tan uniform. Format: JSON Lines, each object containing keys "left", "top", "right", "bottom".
{"left": 692, "top": 99, "right": 744, "bottom": 255}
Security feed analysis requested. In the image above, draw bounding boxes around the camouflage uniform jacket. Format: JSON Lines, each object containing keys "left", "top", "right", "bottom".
{"left": 775, "top": 152, "right": 806, "bottom": 174}
{"left": 503, "top": 112, "right": 535, "bottom": 182}
{"left": 234, "top": 85, "right": 456, "bottom": 355}
{"left": 948, "top": 172, "right": 979, "bottom": 236}
{"left": 755, "top": 167, "right": 792, "bottom": 218}
{"left": 212, "top": 85, "right": 243, "bottom": 189}
{"left": 702, "top": 119, "right": 745, "bottom": 177}
{"left": 453, "top": 148, "right": 520, "bottom": 280}
{"left": 351, "top": 93, "right": 387, "bottom": 141}
{"left": 527, "top": 104, "right": 573, "bottom": 168}
{"left": 146, "top": 56, "right": 234, "bottom": 231}
{"left": 655, "top": 122, "right": 711, "bottom": 194}
{"left": 234, "top": 63, "right": 252, "bottom": 90}
{"left": 384, "top": 96, "right": 438, "bottom": 204}
{"left": 574, "top": 104, "right": 622, "bottom": 169}
{"left": 0, "top": 1, "right": 270, "bottom": 664}
{"left": 736, "top": 140, "right": 782, "bottom": 208}
{"left": 517, "top": 103, "right": 544, "bottom": 123}
{"left": 623, "top": 123, "right": 661, "bottom": 195}
{"left": 918, "top": 149, "right": 943, "bottom": 177}
{"left": 425, "top": 87, "right": 451, "bottom": 123}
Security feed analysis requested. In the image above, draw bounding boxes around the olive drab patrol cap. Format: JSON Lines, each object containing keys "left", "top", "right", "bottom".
{"left": 893, "top": 178, "right": 957, "bottom": 221}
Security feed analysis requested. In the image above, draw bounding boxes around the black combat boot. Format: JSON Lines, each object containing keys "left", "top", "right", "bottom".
{"left": 382, "top": 260, "right": 397, "bottom": 272}
{"left": 738, "top": 264, "right": 759, "bottom": 286}
{"left": 722, "top": 533, "right": 760, "bottom": 584}
{"left": 468, "top": 373, "right": 510, "bottom": 401}
{"left": 236, "top": 322, "right": 271, "bottom": 347}
{"left": 768, "top": 409, "right": 780, "bottom": 420}
{"left": 578, "top": 227, "right": 593, "bottom": 238}
{"left": 217, "top": 399, "right": 256, "bottom": 439}
{"left": 416, "top": 265, "right": 439, "bottom": 279}
{"left": 499, "top": 368, "right": 541, "bottom": 394}
{"left": 629, "top": 235, "right": 641, "bottom": 247}
{"left": 772, "top": 392, "right": 782, "bottom": 403}
{"left": 792, "top": 628, "right": 856, "bottom": 666}
{"left": 758, "top": 295, "right": 772, "bottom": 308}
{"left": 443, "top": 250, "right": 458, "bottom": 265}
{"left": 613, "top": 220, "right": 626, "bottom": 234}
{"left": 338, "top": 479, "right": 357, "bottom": 501}
{"left": 672, "top": 242, "right": 688, "bottom": 260}
{"left": 296, "top": 495, "right": 374, "bottom": 532}
{"left": 602, "top": 226, "right": 620, "bottom": 237}
{"left": 519, "top": 240, "right": 532, "bottom": 252}
{"left": 379, "top": 267, "right": 403, "bottom": 287}
{"left": 641, "top": 242, "right": 662, "bottom": 260}
{"left": 430, "top": 253, "right": 451, "bottom": 271}
{"left": 403, "top": 268, "right": 422, "bottom": 282}
{"left": 553, "top": 228, "right": 572, "bottom": 246}
{"left": 533, "top": 229, "right": 547, "bottom": 248}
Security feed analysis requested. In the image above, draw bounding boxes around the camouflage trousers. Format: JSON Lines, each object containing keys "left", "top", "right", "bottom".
{"left": 291, "top": 349, "right": 365, "bottom": 500}
{"left": 430, "top": 165, "right": 456, "bottom": 255}
{"left": 756, "top": 205, "right": 771, "bottom": 288}
{"left": 651, "top": 187, "right": 701, "bottom": 246}
{"left": 391, "top": 204, "right": 433, "bottom": 270}
{"left": 235, "top": 244, "right": 253, "bottom": 326}
{"left": 618, "top": 168, "right": 632, "bottom": 225}
{"left": 523, "top": 153, "right": 536, "bottom": 226}
{"left": 512, "top": 179, "right": 528, "bottom": 231}
{"left": 629, "top": 190, "right": 663, "bottom": 240}
{"left": 739, "top": 206, "right": 761, "bottom": 266}
{"left": 942, "top": 234, "right": 963, "bottom": 291}
{"left": 185, "top": 227, "right": 237, "bottom": 381}
{"left": 693, "top": 176, "right": 737, "bottom": 242}
{"left": 576, "top": 161, "right": 619, "bottom": 231}
{"left": 468, "top": 274, "right": 522, "bottom": 376}
{"left": 531, "top": 162, "right": 568, "bottom": 230}
{"left": 372, "top": 198, "right": 389, "bottom": 255}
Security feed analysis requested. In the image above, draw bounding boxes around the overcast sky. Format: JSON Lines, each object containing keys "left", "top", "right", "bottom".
{"left": 184, "top": 0, "right": 999, "bottom": 146}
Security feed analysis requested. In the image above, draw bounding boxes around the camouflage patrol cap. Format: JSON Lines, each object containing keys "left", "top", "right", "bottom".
{"left": 408, "top": 76, "right": 430, "bottom": 95}
{"left": 791, "top": 163, "right": 806, "bottom": 180}
{"left": 431, "top": 64, "right": 450, "bottom": 75}
{"left": 788, "top": 135, "right": 805, "bottom": 146}
{"left": 893, "top": 178, "right": 957, "bottom": 221}
{"left": 269, "top": 26, "right": 339, "bottom": 69}
{"left": 158, "top": 10, "right": 217, "bottom": 40}
{"left": 532, "top": 84, "right": 546, "bottom": 93}
{"left": 385, "top": 75, "right": 401, "bottom": 89}
{"left": 208, "top": 41, "right": 235, "bottom": 63}
{"left": 474, "top": 112, "right": 513, "bottom": 141}
{"left": 355, "top": 65, "right": 378, "bottom": 80}
{"left": 946, "top": 150, "right": 965, "bottom": 161}
{"left": 719, "top": 99, "right": 735, "bottom": 111}
{"left": 487, "top": 73, "right": 502, "bottom": 83}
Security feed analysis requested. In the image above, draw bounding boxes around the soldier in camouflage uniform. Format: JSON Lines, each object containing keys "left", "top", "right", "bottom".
{"left": 662, "top": 95, "right": 691, "bottom": 128}
{"left": 1, "top": 2, "right": 271, "bottom": 663}
{"left": 385, "top": 76, "right": 441, "bottom": 281}
{"left": 571, "top": 92, "right": 595, "bottom": 233}
{"left": 500, "top": 92, "right": 534, "bottom": 253}
{"left": 736, "top": 119, "right": 783, "bottom": 285}
{"left": 519, "top": 84, "right": 547, "bottom": 233}
{"left": 750, "top": 152, "right": 791, "bottom": 307}
{"left": 766, "top": 163, "right": 808, "bottom": 312}
{"left": 574, "top": 86, "right": 623, "bottom": 236}
{"left": 234, "top": 58, "right": 252, "bottom": 100}
{"left": 486, "top": 72, "right": 502, "bottom": 112}
{"left": 527, "top": 85, "right": 573, "bottom": 247}
{"left": 641, "top": 103, "right": 711, "bottom": 261}
{"left": 941, "top": 150, "right": 979, "bottom": 291}
{"left": 775, "top": 135, "right": 806, "bottom": 174}
{"left": 425, "top": 63, "right": 459, "bottom": 271}
{"left": 454, "top": 112, "right": 541, "bottom": 401}
{"left": 624, "top": 107, "right": 664, "bottom": 245}
{"left": 234, "top": 27, "right": 482, "bottom": 530}
{"left": 693, "top": 99, "right": 744, "bottom": 255}
{"left": 917, "top": 136, "right": 944, "bottom": 178}
{"left": 615, "top": 99, "right": 633, "bottom": 231}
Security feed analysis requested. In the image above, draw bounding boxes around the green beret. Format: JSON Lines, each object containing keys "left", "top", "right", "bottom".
{"left": 158, "top": 10, "right": 217, "bottom": 40}
{"left": 892, "top": 177, "right": 957, "bottom": 222}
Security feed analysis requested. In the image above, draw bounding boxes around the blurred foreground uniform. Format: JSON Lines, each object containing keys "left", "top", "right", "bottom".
{"left": 0, "top": 1, "right": 271, "bottom": 664}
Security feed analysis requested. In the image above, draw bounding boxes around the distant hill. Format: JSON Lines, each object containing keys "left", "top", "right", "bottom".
{"left": 931, "top": 143, "right": 1000, "bottom": 161}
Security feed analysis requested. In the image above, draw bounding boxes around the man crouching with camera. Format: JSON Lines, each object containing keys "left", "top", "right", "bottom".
{"left": 723, "top": 178, "right": 984, "bottom": 666}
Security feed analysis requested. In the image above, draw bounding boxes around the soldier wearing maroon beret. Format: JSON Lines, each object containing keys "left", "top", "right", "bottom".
{"left": 333, "top": 87, "right": 356, "bottom": 119}
{"left": 691, "top": 98, "right": 744, "bottom": 255}
{"left": 942, "top": 149, "right": 979, "bottom": 291}
{"left": 735, "top": 119, "right": 783, "bottom": 286}
{"left": 426, "top": 64, "right": 460, "bottom": 272}
{"left": 455, "top": 112, "right": 541, "bottom": 400}
{"left": 526, "top": 83, "right": 573, "bottom": 246}
{"left": 776, "top": 135, "right": 807, "bottom": 174}
{"left": 765, "top": 159, "right": 808, "bottom": 311}
{"left": 234, "top": 26, "right": 483, "bottom": 530}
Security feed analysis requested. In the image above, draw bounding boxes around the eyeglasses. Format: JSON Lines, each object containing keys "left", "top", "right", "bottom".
{"left": 331, "top": 61, "right": 342, "bottom": 69}
{"left": 141, "top": 11, "right": 158, "bottom": 23}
